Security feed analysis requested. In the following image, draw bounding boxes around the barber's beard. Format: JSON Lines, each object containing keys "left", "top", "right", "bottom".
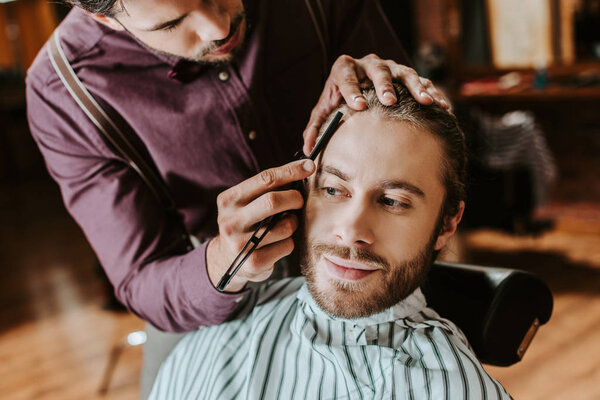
{"left": 300, "top": 234, "right": 436, "bottom": 320}
{"left": 119, "top": 12, "right": 247, "bottom": 66}
{"left": 187, "top": 12, "right": 247, "bottom": 63}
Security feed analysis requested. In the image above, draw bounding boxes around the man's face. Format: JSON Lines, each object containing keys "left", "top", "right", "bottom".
{"left": 301, "top": 111, "right": 449, "bottom": 319}
{"left": 109, "top": 0, "right": 246, "bottom": 63}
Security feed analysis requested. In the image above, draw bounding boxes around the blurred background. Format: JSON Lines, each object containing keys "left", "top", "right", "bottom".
{"left": 1, "top": 0, "right": 599, "bottom": 398}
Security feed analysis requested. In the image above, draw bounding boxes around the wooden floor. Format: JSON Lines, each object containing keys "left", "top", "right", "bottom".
{"left": 1, "top": 179, "right": 599, "bottom": 399}
{"left": 0, "top": 181, "right": 144, "bottom": 400}
{"left": 465, "top": 225, "right": 600, "bottom": 400}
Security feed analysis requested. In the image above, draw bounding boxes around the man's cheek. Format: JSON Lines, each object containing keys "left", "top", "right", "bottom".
{"left": 303, "top": 200, "right": 321, "bottom": 238}
{"left": 305, "top": 196, "right": 339, "bottom": 233}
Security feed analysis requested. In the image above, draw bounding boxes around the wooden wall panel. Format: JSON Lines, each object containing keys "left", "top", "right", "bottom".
{"left": 0, "top": 5, "right": 16, "bottom": 69}
{"left": 560, "top": 0, "right": 577, "bottom": 65}
{"left": 14, "top": 0, "right": 57, "bottom": 70}
{"left": 0, "top": 0, "right": 57, "bottom": 72}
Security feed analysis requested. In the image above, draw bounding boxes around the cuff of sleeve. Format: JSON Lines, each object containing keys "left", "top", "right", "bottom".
{"left": 179, "top": 239, "right": 250, "bottom": 325}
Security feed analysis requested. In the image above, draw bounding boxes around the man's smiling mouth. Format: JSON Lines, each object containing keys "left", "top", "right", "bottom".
{"left": 323, "top": 255, "right": 379, "bottom": 281}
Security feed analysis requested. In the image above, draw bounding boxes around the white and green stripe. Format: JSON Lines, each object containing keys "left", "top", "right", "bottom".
{"left": 150, "top": 277, "right": 511, "bottom": 400}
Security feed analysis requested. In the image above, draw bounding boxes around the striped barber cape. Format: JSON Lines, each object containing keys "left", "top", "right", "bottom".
{"left": 149, "top": 277, "right": 511, "bottom": 400}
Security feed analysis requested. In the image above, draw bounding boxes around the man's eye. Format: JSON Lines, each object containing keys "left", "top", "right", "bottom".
{"left": 322, "top": 187, "right": 343, "bottom": 197}
{"left": 164, "top": 23, "right": 180, "bottom": 32}
{"left": 163, "top": 19, "right": 184, "bottom": 32}
{"left": 380, "top": 196, "right": 410, "bottom": 209}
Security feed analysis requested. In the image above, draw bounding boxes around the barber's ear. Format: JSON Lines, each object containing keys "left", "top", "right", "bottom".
{"left": 434, "top": 201, "right": 465, "bottom": 251}
{"left": 86, "top": 12, "right": 124, "bottom": 31}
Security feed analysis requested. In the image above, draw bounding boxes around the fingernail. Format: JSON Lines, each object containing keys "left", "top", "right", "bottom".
{"left": 352, "top": 94, "right": 366, "bottom": 104}
{"left": 383, "top": 91, "right": 396, "bottom": 102}
{"left": 420, "top": 91, "right": 433, "bottom": 100}
{"left": 441, "top": 99, "right": 449, "bottom": 108}
{"left": 303, "top": 160, "right": 315, "bottom": 172}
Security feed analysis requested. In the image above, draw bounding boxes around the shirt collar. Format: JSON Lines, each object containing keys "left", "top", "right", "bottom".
{"left": 167, "top": 60, "right": 209, "bottom": 83}
{"left": 115, "top": 26, "right": 208, "bottom": 82}
{"left": 296, "top": 283, "right": 427, "bottom": 327}
{"left": 142, "top": 46, "right": 209, "bottom": 83}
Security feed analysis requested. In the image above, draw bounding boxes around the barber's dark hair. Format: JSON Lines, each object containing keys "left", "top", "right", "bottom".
{"left": 320, "top": 83, "right": 467, "bottom": 225}
{"left": 63, "top": 0, "right": 123, "bottom": 17}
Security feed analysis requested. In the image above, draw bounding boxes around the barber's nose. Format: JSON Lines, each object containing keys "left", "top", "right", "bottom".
{"left": 335, "top": 202, "right": 375, "bottom": 248}
{"left": 191, "top": 8, "right": 231, "bottom": 42}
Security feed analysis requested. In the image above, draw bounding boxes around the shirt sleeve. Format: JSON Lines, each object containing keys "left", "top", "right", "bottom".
{"left": 325, "top": 0, "right": 412, "bottom": 67}
{"left": 26, "top": 62, "right": 248, "bottom": 333}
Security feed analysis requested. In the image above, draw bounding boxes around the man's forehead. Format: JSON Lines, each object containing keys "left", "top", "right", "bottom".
{"left": 317, "top": 112, "right": 444, "bottom": 193}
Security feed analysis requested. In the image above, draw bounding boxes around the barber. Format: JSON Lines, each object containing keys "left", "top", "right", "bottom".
{"left": 26, "top": 0, "right": 447, "bottom": 332}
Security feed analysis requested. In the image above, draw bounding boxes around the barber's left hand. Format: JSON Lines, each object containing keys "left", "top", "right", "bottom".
{"left": 303, "top": 54, "right": 449, "bottom": 156}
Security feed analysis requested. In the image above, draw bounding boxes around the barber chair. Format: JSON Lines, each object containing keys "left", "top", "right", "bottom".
{"left": 422, "top": 261, "right": 553, "bottom": 366}
{"left": 99, "top": 261, "right": 553, "bottom": 396}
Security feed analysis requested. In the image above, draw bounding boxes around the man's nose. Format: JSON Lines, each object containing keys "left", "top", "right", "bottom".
{"left": 190, "top": 7, "right": 231, "bottom": 42}
{"left": 334, "top": 201, "right": 375, "bottom": 248}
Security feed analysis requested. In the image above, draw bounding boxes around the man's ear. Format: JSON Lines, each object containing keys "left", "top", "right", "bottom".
{"left": 434, "top": 201, "right": 465, "bottom": 251}
{"left": 86, "top": 12, "right": 124, "bottom": 31}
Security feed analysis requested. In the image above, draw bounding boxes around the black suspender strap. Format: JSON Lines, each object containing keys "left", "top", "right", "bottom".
{"left": 47, "top": 30, "right": 178, "bottom": 214}
{"left": 47, "top": 30, "right": 195, "bottom": 248}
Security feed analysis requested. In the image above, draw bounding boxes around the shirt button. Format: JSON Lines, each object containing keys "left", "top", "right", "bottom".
{"left": 248, "top": 130, "right": 257, "bottom": 140}
{"left": 218, "top": 71, "right": 230, "bottom": 81}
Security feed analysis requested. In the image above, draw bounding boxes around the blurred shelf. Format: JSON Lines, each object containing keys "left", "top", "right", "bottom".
{"left": 456, "top": 85, "right": 600, "bottom": 104}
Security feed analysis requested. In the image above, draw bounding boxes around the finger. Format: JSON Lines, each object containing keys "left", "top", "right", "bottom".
{"left": 302, "top": 83, "right": 342, "bottom": 156}
{"left": 303, "top": 106, "right": 330, "bottom": 156}
{"left": 331, "top": 55, "right": 367, "bottom": 110}
{"left": 388, "top": 63, "right": 433, "bottom": 105}
{"left": 219, "top": 159, "right": 315, "bottom": 206}
{"left": 235, "top": 258, "right": 275, "bottom": 282}
{"left": 356, "top": 65, "right": 368, "bottom": 84}
{"left": 256, "top": 214, "right": 298, "bottom": 248}
{"left": 243, "top": 237, "right": 295, "bottom": 281}
{"left": 302, "top": 125, "right": 318, "bottom": 156}
{"left": 361, "top": 56, "right": 396, "bottom": 105}
{"left": 419, "top": 77, "right": 450, "bottom": 109}
{"left": 240, "top": 190, "right": 304, "bottom": 230}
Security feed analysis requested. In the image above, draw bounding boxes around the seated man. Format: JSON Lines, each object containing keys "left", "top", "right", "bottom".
{"left": 149, "top": 84, "right": 512, "bottom": 400}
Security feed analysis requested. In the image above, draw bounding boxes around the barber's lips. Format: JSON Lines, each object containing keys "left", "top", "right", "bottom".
{"left": 324, "top": 256, "right": 378, "bottom": 281}
{"left": 208, "top": 23, "right": 242, "bottom": 56}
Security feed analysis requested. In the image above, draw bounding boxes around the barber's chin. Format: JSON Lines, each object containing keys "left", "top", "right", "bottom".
{"left": 323, "top": 257, "right": 378, "bottom": 282}
{"left": 201, "top": 53, "right": 234, "bottom": 64}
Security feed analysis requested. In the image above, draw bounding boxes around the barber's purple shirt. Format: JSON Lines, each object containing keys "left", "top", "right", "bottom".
{"left": 26, "top": 0, "right": 408, "bottom": 331}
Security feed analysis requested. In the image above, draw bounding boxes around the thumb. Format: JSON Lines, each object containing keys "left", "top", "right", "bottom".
{"left": 302, "top": 124, "right": 318, "bottom": 156}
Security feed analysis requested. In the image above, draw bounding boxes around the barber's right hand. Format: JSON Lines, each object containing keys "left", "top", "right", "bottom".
{"left": 206, "top": 159, "right": 315, "bottom": 292}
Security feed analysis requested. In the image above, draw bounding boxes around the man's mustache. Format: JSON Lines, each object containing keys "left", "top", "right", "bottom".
{"left": 202, "top": 12, "right": 246, "bottom": 54}
{"left": 311, "top": 243, "right": 390, "bottom": 272}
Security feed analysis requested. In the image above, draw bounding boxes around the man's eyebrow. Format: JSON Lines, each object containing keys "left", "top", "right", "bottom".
{"left": 318, "top": 165, "right": 351, "bottom": 182}
{"left": 318, "top": 164, "right": 425, "bottom": 198}
{"left": 144, "top": 13, "right": 188, "bottom": 31}
{"left": 380, "top": 180, "right": 425, "bottom": 198}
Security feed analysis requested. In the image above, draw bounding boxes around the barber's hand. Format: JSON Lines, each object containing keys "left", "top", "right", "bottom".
{"left": 303, "top": 54, "right": 450, "bottom": 155}
{"left": 206, "top": 159, "right": 315, "bottom": 292}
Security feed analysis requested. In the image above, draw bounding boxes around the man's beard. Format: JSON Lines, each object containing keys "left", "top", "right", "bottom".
{"left": 119, "top": 12, "right": 247, "bottom": 65}
{"left": 299, "top": 232, "right": 436, "bottom": 320}
{"left": 185, "top": 12, "right": 247, "bottom": 64}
